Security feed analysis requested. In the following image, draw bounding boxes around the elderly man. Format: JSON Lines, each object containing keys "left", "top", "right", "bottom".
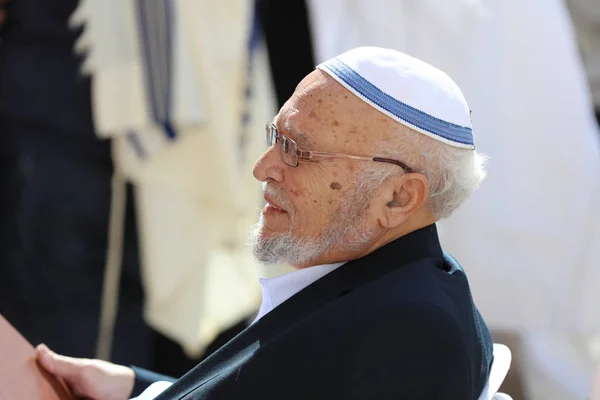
{"left": 35, "top": 47, "right": 492, "bottom": 399}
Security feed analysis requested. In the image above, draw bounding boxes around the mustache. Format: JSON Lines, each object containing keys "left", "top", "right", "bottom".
{"left": 263, "top": 183, "right": 294, "bottom": 212}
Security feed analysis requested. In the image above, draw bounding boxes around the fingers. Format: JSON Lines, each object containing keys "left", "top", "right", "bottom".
{"left": 35, "top": 344, "right": 89, "bottom": 381}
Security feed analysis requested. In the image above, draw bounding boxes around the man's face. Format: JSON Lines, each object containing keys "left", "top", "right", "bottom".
{"left": 250, "top": 71, "right": 391, "bottom": 267}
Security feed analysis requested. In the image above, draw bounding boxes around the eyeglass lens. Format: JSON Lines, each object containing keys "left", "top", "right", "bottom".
{"left": 266, "top": 124, "right": 298, "bottom": 167}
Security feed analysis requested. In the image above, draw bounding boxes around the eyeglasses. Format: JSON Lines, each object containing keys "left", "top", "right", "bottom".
{"left": 266, "top": 123, "right": 414, "bottom": 173}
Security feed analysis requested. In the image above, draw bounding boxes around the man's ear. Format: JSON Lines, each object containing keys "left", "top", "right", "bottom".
{"left": 375, "top": 173, "right": 430, "bottom": 229}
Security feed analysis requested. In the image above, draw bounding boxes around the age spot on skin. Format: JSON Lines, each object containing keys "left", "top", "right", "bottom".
{"left": 330, "top": 182, "right": 342, "bottom": 190}
{"left": 332, "top": 121, "right": 340, "bottom": 127}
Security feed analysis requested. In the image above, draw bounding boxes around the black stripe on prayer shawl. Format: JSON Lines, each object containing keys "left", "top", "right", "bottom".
{"left": 136, "top": 0, "right": 176, "bottom": 140}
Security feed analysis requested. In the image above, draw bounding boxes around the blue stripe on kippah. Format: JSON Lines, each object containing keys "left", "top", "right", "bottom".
{"left": 321, "top": 59, "right": 474, "bottom": 146}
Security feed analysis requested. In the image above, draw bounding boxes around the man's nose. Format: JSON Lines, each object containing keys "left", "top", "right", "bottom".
{"left": 253, "top": 144, "right": 285, "bottom": 183}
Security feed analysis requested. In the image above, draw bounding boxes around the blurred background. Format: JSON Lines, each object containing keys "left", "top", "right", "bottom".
{"left": 0, "top": 1, "right": 599, "bottom": 399}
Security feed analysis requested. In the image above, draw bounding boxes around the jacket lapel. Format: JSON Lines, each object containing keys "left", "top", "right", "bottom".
{"left": 255, "top": 223, "right": 445, "bottom": 338}
{"left": 157, "top": 224, "right": 444, "bottom": 399}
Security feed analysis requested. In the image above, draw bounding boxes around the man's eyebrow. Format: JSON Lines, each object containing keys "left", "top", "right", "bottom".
{"left": 277, "top": 119, "right": 313, "bottom": 148}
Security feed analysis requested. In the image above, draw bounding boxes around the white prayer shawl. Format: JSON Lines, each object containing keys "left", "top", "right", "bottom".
{"left": 307, "top": 0, "right": 600, "bottom": 336}
{"left": 131, "top": 39, "right": 276, "bottom": 355}
{"left": 71, "top": 0, "right": 272, "bottom": 355}
{"left": 70, "top": 0, "right": 205, "bottom": 138}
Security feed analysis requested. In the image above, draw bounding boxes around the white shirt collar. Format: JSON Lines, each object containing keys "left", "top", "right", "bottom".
{"left": 253, "top": 262, "right": 346, "bottom": 324}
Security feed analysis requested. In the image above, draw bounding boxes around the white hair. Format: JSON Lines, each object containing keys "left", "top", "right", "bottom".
{"left": 366, "top": 125, "right": 488, "bottom": 220}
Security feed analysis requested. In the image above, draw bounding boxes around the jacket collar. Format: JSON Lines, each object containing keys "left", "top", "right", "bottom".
{"left": 162, "top": 224, "right": 445, "bottom": 399}
{"left": 253, "top": 223, "right": 445, "bottom": 338}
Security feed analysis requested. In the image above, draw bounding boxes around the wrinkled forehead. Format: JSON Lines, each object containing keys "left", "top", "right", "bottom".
{"left": 273, "top": 71, "right": 396, "bottom": 150}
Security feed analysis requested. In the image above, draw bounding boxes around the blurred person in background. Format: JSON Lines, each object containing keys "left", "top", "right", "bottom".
{"left": 62, "top": 0, "right": 282, "bottom": 378}
{"left": 0, "top": 0, "right": 316, "bottom": 379}
{"left": 0, "top": 0, "right": 154, "bottom": 366}
{"left": 0, "top": 0, "right": 271, "bottom": 379}
{"left": 306, "top": 1, "right": 600, "bottom": 399}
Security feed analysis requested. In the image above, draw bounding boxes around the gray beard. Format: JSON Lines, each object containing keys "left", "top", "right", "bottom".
{"left": 248, "top": 183, "right": 374, "bottom": 266}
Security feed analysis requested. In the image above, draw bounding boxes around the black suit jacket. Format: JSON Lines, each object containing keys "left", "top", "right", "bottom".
{"left": 133, "top": 225, "right": 493, "bottom": 399}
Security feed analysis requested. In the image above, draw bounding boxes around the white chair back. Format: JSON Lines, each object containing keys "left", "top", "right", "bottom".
{"left": 478, "top": 343, "right": 512, "bottom": 400}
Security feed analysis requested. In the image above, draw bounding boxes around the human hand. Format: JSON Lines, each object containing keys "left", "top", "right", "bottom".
{"left": 36, "top": 344, "right": 135, "bottom": 400}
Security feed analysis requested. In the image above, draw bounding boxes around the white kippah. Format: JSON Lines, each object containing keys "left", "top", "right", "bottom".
{"left": 317, "top": 47, "right": 475, "bottom": 149}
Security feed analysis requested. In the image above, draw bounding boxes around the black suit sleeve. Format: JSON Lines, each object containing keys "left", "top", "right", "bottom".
{"left": 130, "top": 366, "right": 177, "bottom": 397}
{"left": 345, "top": 305, "right": 475, "bottom": 399}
